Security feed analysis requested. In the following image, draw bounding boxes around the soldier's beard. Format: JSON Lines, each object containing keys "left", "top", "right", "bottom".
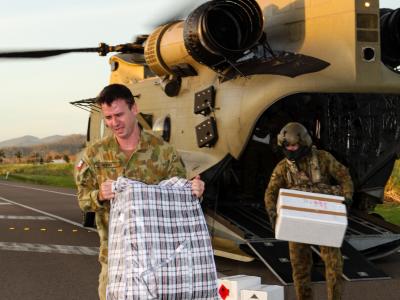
{"left": 283, "top": 145, "right": 310, "bottom": 161}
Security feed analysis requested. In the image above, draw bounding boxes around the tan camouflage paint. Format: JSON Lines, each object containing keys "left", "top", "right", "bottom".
{"left": 264, "top": 148, "right": 353, "bottom": 300}
{"left": 75, "top": 130, "right": 186, "bottom": 300}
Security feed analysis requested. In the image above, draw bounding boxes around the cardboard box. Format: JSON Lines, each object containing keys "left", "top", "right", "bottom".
{"left": 275, "top": 188, "right": 347, "bottom": 247}
{"left": 217, "top": 275, "right": 261, "bottom": 300}
{"left": 241, "top": 285, "right": 284, "bottom": 300}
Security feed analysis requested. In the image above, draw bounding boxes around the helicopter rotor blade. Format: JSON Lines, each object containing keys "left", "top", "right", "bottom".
{"left": 0, "top": 42, "right": 144, "bottom": 59}
{"left": 146, "top": 0, "right": 207, "bottom": 28}
{"left": 0, "top": 47, "right": 102, "bottom": 59}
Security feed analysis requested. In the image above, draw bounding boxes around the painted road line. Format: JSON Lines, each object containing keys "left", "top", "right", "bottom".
{"left": 0, "top": 182, "right": 75, "bottom": 197}
{"left": 0, "top": 196, "right": 97, "bottom": 232}
{"left": 0, "top": 215, "right": 55, "bottom": 220}
{"left": 0, "top": 242, "right": 98, "bottom": 255}
{"left": 0, "top": 203, "right": 12, "bottom": 205}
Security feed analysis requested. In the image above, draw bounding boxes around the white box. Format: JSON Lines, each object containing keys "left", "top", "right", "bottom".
{"left": 241, "top": 285, "right": 284, "bottom": 300}
{"left": 217, "top": 275, "right": 261, "bottom": 300}
{"left": 275, "top": 188, "right": 347, "bottom": 247}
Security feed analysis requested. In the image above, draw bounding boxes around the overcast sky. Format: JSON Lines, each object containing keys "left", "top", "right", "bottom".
{"left": 0, "top": 0, "right": 398, "bottom": 141}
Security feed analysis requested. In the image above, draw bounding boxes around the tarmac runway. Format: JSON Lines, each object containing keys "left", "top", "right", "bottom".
{"left": 0, "top": 179, "right": 399, "bottom": 300}
{"left": 0, "top": 180, "right": 99, "bottom": 300}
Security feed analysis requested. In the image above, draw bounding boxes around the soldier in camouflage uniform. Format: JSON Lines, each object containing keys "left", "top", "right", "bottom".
{"left": 264, "top": 122, "right": 353, "bottom": 300}
{"left": 75, "top": 84, "right": 205, "bottom": 300}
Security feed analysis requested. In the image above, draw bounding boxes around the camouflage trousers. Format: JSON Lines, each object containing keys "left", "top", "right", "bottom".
{"left": 289, "top": 242, "right": 343, "bottom": 300}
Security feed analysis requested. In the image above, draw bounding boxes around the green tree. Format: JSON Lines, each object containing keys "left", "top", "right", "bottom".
{"left": 0, "top": 149, "right": 5, "bottom": 163}
{"left": 15, "top": 151, "right": 22, "bottom": 163}
{"left": 63, "top": 154, "right": 70, "bottom": 163}
{"left": 34, "top": 152, "right": 40, "bottom": 164}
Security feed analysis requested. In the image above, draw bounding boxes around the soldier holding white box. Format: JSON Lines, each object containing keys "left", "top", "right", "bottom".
{"left": 264, "top": 122, "right": 353, "bottom": 300}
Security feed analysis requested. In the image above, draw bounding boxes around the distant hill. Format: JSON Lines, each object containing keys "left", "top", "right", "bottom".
{"left": 0, "top": 135, "right": 41, "bottom": 148}
{"left": 39, "top": 135, "right": 66, "bottom": 145}
{"left": 0, "top": 135, "right": 83, "bottom": 148}
{"left": 0, "top": 134, "right": 86, "bottom": 157}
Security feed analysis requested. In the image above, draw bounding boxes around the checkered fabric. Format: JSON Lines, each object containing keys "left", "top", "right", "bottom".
{"left": 107, "top": 177, "right": 218, "bottom": 300}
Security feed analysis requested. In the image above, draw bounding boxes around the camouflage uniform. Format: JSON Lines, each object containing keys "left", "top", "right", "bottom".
{"left": 264, "top": 147, "right": 353, "bottom": 300}
{"left": 75, "top": 130, "right": 186, "bottom": 300}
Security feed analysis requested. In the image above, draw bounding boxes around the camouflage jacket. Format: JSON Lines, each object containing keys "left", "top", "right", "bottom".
{"left": 75, "top": 130, "right": 186, "bottom": 262}
{"left": 264, "top": 148, "right": 353, "bottom": 227}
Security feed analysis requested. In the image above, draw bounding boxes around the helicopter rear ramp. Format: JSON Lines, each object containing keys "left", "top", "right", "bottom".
{"left": 211, "top": 204, "right": 400, "bottom": 284}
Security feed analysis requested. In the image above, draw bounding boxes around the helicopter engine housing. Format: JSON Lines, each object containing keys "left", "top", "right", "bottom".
{"left": 380, "top": 7, "right": 400, "bottom": 71}
{"left": 144, "top": 0, "right": 264, "bottom": 77}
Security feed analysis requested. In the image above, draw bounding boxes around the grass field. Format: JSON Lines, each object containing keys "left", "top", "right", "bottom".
{"left": 0, "top": 163, "right": 75, "bottom": 188}
{"left": 374, "top": 202, "right": 400, "bottom": 225}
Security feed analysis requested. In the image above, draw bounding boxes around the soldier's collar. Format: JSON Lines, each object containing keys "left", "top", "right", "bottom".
{"left": 111, "top": 127, "right": 145, "bottom": 153}
{"left": 136, "top": 129, "right": 146, "bottom": 152}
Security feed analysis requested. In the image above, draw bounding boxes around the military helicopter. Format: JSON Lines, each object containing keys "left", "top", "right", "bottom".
{"left": 2, "top": 0, "right": 400, "bottom": 285}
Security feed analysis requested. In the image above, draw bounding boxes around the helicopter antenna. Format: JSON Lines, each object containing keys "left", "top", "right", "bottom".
{"left": 222, "top": 56, "right": 250, "bottom": 80}
{"left": 262, "top": 35, "right": 277, "bottom": 58}
{"left": 263, "top": 42, "right": 276, "bottom": 58}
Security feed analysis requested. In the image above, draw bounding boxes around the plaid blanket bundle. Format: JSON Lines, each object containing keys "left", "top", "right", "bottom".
{"left": 107, "top": 177, "right": 218, "bottom": 300}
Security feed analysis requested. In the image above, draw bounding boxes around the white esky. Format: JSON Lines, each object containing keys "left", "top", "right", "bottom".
{"left": 0, "top": 0, "right": 398, "bottom": 141}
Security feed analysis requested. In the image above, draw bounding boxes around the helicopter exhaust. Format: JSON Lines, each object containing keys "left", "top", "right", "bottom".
{"left": 380, "top": 8, "right": 400, "bottom": 71}
{"left": 144, "top": 0, "right": 264, "bottom": 77}
{"left": 183, "top": 0, "right": 263, "bottom": 69}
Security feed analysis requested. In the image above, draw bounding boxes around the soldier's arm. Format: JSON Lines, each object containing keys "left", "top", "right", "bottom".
{"left": 325, "top": 151, "right": 354, "bottom": 200}
{"left": 75, "top": 151, "right": 107, "bottom": 212}
{"left": 264, "top": 163, "right": 286, "bottom": 229}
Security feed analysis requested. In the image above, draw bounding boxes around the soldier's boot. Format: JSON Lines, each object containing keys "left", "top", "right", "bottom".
{"left": 289, "top": 242, "right": 313, "bottom": 300}
{"left": 320, "top": 246, "right": 343, "bottom": 300}
{"left": 98, "top": 260, "right": 108, "bottom": 300}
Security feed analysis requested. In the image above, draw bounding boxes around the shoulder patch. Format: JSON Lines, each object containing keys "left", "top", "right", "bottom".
{"left": 76, "top": 160, "right": 85, "bottom": 171}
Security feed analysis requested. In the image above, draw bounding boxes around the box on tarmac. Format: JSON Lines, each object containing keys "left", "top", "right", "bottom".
{"left": 241, "top": 284, "right": 284, "bottom": 300}
{"left": 217, "top": 275, "right": 261, "bottom": 300}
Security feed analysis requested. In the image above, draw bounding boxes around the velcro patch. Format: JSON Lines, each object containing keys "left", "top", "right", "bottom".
{"left": 95, "top": 161, "right": 121, "bottom": 168}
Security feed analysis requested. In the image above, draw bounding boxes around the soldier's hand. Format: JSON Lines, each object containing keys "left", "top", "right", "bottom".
{"left": 99, "top": 180, "right": 115, "bottom": 201}
{"left": 343, "top": 197, "right": 353, "bottom": 210}
{"left": 268, "top": 213, "right": 277, "bottom": 231}
{"left": 191, "top": 175, "right": 205, "bottom": 198}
